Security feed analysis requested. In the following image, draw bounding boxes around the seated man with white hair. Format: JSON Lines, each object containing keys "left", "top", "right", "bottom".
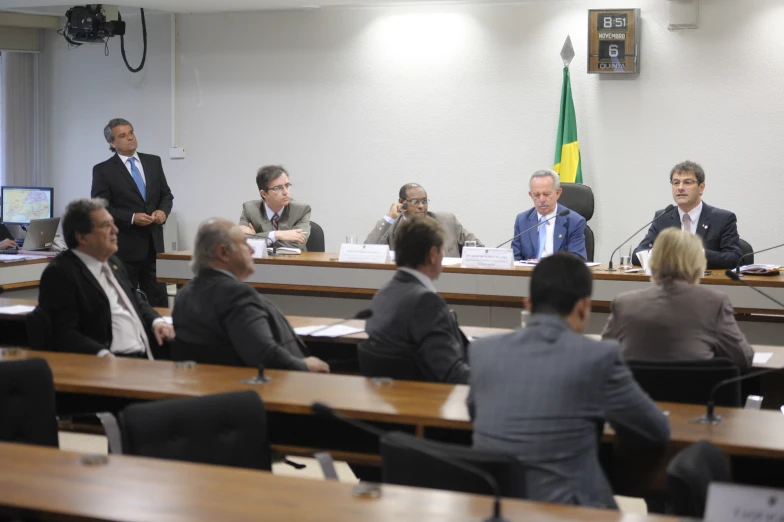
{"left": 172, "top": 218, "right": 330, "bottom": 373}
{"left": 511, "top": 169, "right": 587, "bottom": 261}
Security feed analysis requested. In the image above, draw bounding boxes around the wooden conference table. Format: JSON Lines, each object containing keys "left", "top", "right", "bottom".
{"left": 157, "top": 251, "right": 784, "bottom": 316}
{"left": 2, "top": 348, "right": 783, "bottom": 465}
{"left": 0, "top": 442, "right": 678, "bottom": 522}
{"left": 0, "top": 255, "right": 48, "bottom": 292}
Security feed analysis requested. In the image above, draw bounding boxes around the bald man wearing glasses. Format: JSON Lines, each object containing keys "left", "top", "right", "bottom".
{"left": 364, "top": 183, "right": 483, "bottom": 258}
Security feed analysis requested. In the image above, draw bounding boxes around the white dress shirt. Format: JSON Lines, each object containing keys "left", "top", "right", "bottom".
{"left": 398, "top": 267, "right": 438, "bottom": 293}
{"left": 117, "top": 151, "right": 146, "bottom": 183}
{"left": 537, "top": 204, "right": 559, "bottom": 259}
{"left": 72, "top": 249, "right": 154, "bottom": 357}
{"left": 677, "top": 201, "right": 703, "bottom": 235}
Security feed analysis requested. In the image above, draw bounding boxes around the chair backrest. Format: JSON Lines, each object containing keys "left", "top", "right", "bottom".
{"left": 626, "top": 358, "right": 741, "bottom": 407}
{"left": 667, "top": 440, "right": 730, "bottom": 517}
{"left": 558, "top": 183, "right": 594, "bottom": 221}
{"left": 120, "top": 390, "right": 272, "bottom": 470}
{"left": 739, "top": 238, "right": 753, "bottom": 265}
{"left": 0, "top": 358, "right": 58, "bottom": 447}
{"left": 306, "top": 221, "right": 325, "bottom": 252}
{"left": 381, "top": 431, "right": 528, "bottom": 499}
{"left": 25, "top": 306, "right": 53, "bottom": 351}
{"left": 584, "top": 224, "right": 595, "bottom": 262}
{"left": 357, "top": 339, "right": 426, "bottom": 382}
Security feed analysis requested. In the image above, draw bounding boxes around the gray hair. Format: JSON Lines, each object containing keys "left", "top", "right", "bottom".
{"left": 63, "top": 198, "right": 109, "bottom": 249}
{"left": 190, "top": 218, "right": 236, "bottom": 274}
{"left": 103, "top": 118, "right": 133, "bottom": 152}
{"left": 528, "top": 169, "right": 561, "bottom": 191}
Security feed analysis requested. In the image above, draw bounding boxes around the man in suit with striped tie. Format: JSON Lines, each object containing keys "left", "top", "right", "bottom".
{"left": 91, "top": 118, "right": 174, "bottom": 306}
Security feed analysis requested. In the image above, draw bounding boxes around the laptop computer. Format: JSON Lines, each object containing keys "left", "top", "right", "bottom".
{"left": 22, "top": 217, "right": 60, "bottom": 251}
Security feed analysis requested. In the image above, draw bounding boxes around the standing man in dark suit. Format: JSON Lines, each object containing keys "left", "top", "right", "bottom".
{"left": 37, "top": 198, "right": 174, "bottom": 357}
{"left": 467, "top": 253, "right": 669, "bottom": 508}
{"left": 365, "top": 215, "right": 470, "bottom": 384}
{"left": 633, "top": 160, "right": 742, "bottom": 269}
{"left": 173, "top": 218, "right": 329, "bottom": 372}
{"left": 91, "top": 118, "right": 174, "bottom": 306}
{"left": 512, "top": 170, "right": 587, "bottom": 261}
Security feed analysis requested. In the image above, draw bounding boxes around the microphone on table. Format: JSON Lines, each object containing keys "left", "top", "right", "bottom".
{"left": 734, "top": 242, "right": 784, "bottom": 274}
{"left": 725, "top": 269, "right": 784, "bottom": 308}
{"left": 311, "top": 402, "right": 509, "bottom": 522}
{"left": 690, "top": 367, "right": 781, "bottom": 425}
{"left": 496, "top": 209, "right": 570, "bottom": 249}
{"left": 302, "top": 309, "right": 373, "bottom": 338}
{"left": 607, "top": 204, "right": 678, "bottom": 272}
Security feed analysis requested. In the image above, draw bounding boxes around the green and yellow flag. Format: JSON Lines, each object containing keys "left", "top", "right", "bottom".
{"left": 552, "top": 67, "right": 582, "bottom": 184}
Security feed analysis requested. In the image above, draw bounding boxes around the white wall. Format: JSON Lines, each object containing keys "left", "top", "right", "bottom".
{"left": 40, "top": 1, "right": 784, "bottom": 263}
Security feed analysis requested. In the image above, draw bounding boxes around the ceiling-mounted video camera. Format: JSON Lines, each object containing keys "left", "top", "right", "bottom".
{"left": 65, "top": 4, "right": 125, "bottom": 43}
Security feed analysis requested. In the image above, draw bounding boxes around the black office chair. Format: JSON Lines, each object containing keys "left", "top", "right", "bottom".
{"left": 116, "top": 390, "right": 272, "bottom": 470}
{"left": 381, "top": 431, "right": 528, "bottom": 499}
{"left": 357, "top": 339, "right": 425, "bottom": 382}
{"left": 667, "top": 440, "right": 730, "bottom": 517}
{"left": 739, "top": 238, "right": 753, "bottom": 265}
{"left": 306, "top": 221, "right": 325, "bottom": 252}
{"left": 626, "top": 358, "right": 742, "bottom": 407}
{"left": 557, "top": 183, "right": 595, "bottom": 262}
{"left": 0, "top": 358, "right": 59, "bottom": 447}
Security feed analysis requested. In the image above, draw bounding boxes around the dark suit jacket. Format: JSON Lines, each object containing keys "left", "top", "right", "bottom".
{"left": 36, "top": 250, "right": 160, "bottom": 355}
{"left": 467, "top": 315, "right": 670, "bottom": 508}
{"left": 364, "top": 211, "right": 483, "bottom": 258}
{"left": 91, "top": 152, "right": 174, "bottom": 262}
{"left": 633, "top": 203, "right": 742, "bottom": 269}
{"left": 365, "top": 270, "right": 470, "bottom": 384}
{"left": 601, "top": 279, "right": 754, "bottom": 372}
{"left": 172, "top": 269, "right": 308, "bottom": 371}
{"left": 239, "top": 200, "right": 311, "bottom": 250}
{"left": 511, "top": 205, "right": 587, "bottom": 261}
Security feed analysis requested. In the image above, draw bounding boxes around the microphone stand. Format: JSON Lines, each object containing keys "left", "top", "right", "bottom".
{"left": 607, "top": 205, "right": 677, "bottom": 272}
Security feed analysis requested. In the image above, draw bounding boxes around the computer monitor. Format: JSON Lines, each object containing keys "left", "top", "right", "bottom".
{"left": 1, "top": 186, "right": 54, "bottom": 225}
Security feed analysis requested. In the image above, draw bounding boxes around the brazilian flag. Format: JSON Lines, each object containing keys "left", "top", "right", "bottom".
{"left": 552, "top": 67, "right": 582, "bottom": 184}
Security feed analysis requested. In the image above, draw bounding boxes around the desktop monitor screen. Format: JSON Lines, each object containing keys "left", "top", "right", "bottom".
{"left": 1, "top": 186, "right": 54, "bottom": 225}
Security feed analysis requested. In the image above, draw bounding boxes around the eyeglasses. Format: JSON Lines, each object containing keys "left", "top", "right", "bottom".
{"left": 405, "top": 198, "right": 430, "bottom": 206}
{"left": 267, "top": 183, "right": 293, "bottom": 193}
{"left": 671, "top": 179, "right": 698, "bottom": 187}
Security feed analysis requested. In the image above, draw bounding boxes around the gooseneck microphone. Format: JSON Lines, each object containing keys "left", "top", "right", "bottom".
{"left": 734, "top": 242, "right": 784, "bottom": 274}
{"left": 690, "top": 367, "right": 780, "bottom": 425}
{"left": 607, "top": 204, "right": 677, "bottom": 272}
{"left": 303, "top": 309, "right": 373, "bottom": 338}
{"left": 311, "top": 402, "right": 509, "bottom": 522}
{"left": 496, "top": 208, "right": 570, "bottom": 249}
{"left": 725, "top": 270, "right": 784, "bottom": 308}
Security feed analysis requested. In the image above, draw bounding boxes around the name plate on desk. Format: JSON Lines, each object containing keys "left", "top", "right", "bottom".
{"left": 338, "top": 244, "right": 390, "bottom": 264}
{"left": 461, "top": 247, "right": 514, "bottom": 269}
{"left": 246, "top": 239, "right": 269, "bottom": 259}
{"left": 705, "top": 483, "right": 784, "bottom": 521}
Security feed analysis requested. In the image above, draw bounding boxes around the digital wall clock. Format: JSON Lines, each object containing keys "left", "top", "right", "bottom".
{"left": 588, "top": 9, "right": 641, "bottom": 74}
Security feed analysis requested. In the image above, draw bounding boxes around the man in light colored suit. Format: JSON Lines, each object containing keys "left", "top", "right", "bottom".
{"left": 468, "top": 253, "right": 669, "bottom": 508}
{"left": 238, "top": 165, "right": 311, "bottom": 251}
{"left": 512, "top": 170, "right": 586, "bottom": 261}
{"left": 603, "top": 228, "right": 753, "bottom": 371}
{"left": 173, "top": 218, "right": 329, "bottom": 372}
{"left": 364, "top": 183, "right": 482, "bottom": 258}
{"left": 365, "top": 216, "right": 470, "bottom": 384}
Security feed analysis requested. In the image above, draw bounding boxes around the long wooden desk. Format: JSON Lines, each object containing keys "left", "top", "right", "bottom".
{"left": 157, "top": 251, "right": 784, "bottom": 316}
{"left": 0, "top": 442, "right": 677, "bottom": 522}
{"left": 0, "top": 256, "right": 48, "bottom": 293}
{"left": 2, "top": 349, "right": 784, "bottom": 462}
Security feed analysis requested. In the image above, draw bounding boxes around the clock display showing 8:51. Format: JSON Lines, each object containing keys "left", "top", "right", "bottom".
{"left": 597, "top": 13, "right": 628, "bottom": 30}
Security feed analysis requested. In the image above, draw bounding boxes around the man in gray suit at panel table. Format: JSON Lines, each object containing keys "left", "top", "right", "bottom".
{"left": 238, "top": 165, "right": 311, "bottom": 251}
{"left": 364, "top": 183, "right": 483, "bottom": 257}
{"left": 467, "top": 253, "right": 670, "bottom": 508}
{"left": 172, "top": 218, "right": 329, "bottom": 373}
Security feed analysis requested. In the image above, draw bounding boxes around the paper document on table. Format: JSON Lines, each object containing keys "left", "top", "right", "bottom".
{"left": 514, "top": 260, "right": 538, "bottom": 266}
{"left": 0, "top": 254, "right": 47, "bottom": 263}
{"left": 441, "top": 257, "right": 462, "bottom": 266}
{"left": 294, "top": 324, "right": 364, "bottom": 338}
{"left": 739, "top": 264, "right": 781, "bottom": 275}
{"left": 0, "top": 305, "right": 36, "bottom": 314}
{"left": 585, "top": 262, "right": 600, "bottom": 267}
{"left": 753, "top": 352, "right": 773, "bottom": 364}
{"left": 270, "top": 247, "right": 302, "bottom": 255}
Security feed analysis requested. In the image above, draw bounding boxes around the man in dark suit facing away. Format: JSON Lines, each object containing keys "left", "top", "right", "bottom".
{"left": 91, "top": 118, "right": 174, "bottom": 306}
{"left": 172, "top": 218, "right": 330, "bottom": 372}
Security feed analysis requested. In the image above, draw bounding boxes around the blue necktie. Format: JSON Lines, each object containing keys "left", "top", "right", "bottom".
{"left": 537, "top": 215, "right": 548, "bottom": 259}
{"left": 128, "top": 158, "right": 146, "bottom": 202}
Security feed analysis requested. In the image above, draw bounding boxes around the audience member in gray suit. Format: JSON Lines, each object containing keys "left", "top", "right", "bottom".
{"left": 173, "top": 218, "right": 329, "bottom": 373}
{"left": 365, "top": 216, "right": 470, "bottom": 384}
{"left": 468, "top": 253, "right": 670, "bottom": 508}
{"left": 238, "top": 165, "right": 311, "bottom": 251}
{"left": 603, "top": 228, "right": 753, "bottom": 371}
{"left": 364, "top": 183, "right": 482, "bottom": 257}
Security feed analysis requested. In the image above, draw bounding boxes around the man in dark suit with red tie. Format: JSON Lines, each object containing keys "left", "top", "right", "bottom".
{"left": 91, "top": 118, "right": 174, "bottom": 306}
